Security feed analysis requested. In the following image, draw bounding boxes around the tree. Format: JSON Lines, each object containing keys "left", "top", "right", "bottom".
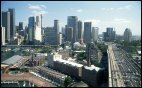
{"left": 64, "top": 76, "right": 73, "bottom": 87}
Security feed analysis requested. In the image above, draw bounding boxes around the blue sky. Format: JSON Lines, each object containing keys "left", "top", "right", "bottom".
{"left": 1, "top": 1, "right": 141, "bottom": 35}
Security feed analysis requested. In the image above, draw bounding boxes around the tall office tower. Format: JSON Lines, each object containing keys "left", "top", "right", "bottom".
{"left": 78, "top": 20, "right": 83, "bottom": 42}
{"left": 62, "top": 27, "right": 65, "bottom": 34}
{"left": 44, "top": 27, "right": 57, "bottom": 45}
{"left": 41, "top": 14, "right": 42, "bottom": 28}
{"left": 54, "top": 20, "right": 59, "bottom": 45}
{"left": 2, "top": 11, "right": 10, "bottom": 42}
{"left": 18, "top": 22, "right": 24, "bottom": 37}
{"left": 35, "top": 16, "right": 42, "bottom": 43}
{"left": 28, "top": 16, "right": 35, "bottom": 43}
{"left": 106, "top": 27, "right": 113, "bottom": 41}
{"left": 92, "top": 27, "right": 99, "bottom": 43}
{"left": 19, "top": 22, "right": 23, "bottom": 30}
{"left": 103, "top": 27, "right": 115, "bottom": 41}
{"left": 124, "top": 28, "right": 132, "bottom": 42}
{"left": 1, "top": 27, "right": 5, "bottom": 45}
{"left": 83, "top": 22, "right": 92, "bottom": 44}
{"left": 8, "top": 8, "right": 15, "bottom": 41}
{"left": 65, "top": 25, "right": 68, "bottom": 41}
{"left": 58, "top": 33, "right": 62, "bottom": 45}
{"left": 66, "top": 27, "right": 73, "bottom": 42}
{"left": 54, "top": 20, "right": 59, "bottom": 34}
{"left": 67, "top": 16, "right": 78, "bottom": 43}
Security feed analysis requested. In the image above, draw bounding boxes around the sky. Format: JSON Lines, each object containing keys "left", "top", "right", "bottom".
{"left": 1, "top": 1, "right": 141, "bottom": 35}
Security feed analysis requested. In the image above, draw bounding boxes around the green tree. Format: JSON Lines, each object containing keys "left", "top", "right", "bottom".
{"left": 64, "top": 76, "right": 73, "bottom": 87}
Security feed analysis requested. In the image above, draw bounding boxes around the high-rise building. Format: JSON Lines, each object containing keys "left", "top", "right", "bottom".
{"left": 8, "top": 8, "right": 15, "bottom": 41}
{"left": 67, "top": 16, "right": 78, "bottom": 43}
{"left": 92, "top": 27, "right": 99, "bottom": 43}
{"left": 66, "top": 27, "right": 73, "bottom": 42}
{"left": 54, "top": 20, "right": 59, "bottom": 45}
{"left": 19, "top": 22, "right": 23, "bottom": 31}
{"left": 1, "top": 26, "right": 5, "bottom": 45}
{"left": 58, "top": 33, "right": 63, "bottom": 45}
{"left": 54, "top": 20, "right": 59, "bottom": 34}
{"left": 18, "top": 22, "right": 24, "bottom": 37}
{"left": 124, "top": 28, "right": 132, "bottom": 42}
{"left": 35, "top": 16, "right": 42, "bottom": 43}
{"left": 83, "top": 22, "right": 92, "bottom": 43}
{"left": 78, "top": 20, "right": 83, "bottom": 42}
{"left": 28, "top": 16, "right": 35, "bottom": 42}
{"left": 2, "top": 11, "right": 10, "bottom": 42}
{"left": 103, "top": 27, "right": 115, "bottom": 41}
{"left": 44, "top": 27, "right": 57, "bottom": 45}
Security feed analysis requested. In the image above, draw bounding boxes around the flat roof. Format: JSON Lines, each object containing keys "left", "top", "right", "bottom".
{"left": 84, "top": 65, "right": 101, "bottom": 72}
{"left": 2, "top": 55, "right": 23, "bottom": 65}
{"left": 54, "top": 58, "right": 83, "bottom": 67}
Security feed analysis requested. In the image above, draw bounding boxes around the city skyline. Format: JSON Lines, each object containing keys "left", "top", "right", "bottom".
{"left": 1, "top": 1, "right": 141, "bottom": 35}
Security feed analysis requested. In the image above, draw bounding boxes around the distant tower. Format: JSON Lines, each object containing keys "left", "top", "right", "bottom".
{"left": 8, "top": 8, "right": 15, "bottom": 41}
{"left": 2, "top": 11, "right": 10, "bottom": 42}
{"left": 41, "top": 14, "right": 42, "bottom": 28}
{"left": 78, "top": 20, "right": 83, "bottom": 43}
{"left": 124, "top": 28, "right": 132, "bottom": 42}
{"left": 28, "top": 16, "right": 35, "bottom": 42}
{"left": 67, "top": 16, "right": 78, "bottom": 43}
{"left": 84, "top": 22, "right": 92, "bottom": 44}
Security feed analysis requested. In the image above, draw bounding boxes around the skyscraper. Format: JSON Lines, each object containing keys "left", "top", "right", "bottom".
{"left": 28, "top": 16, "right": 35, "bottom": 43}
{"left": 54, "top": 20, "right": 59, "bottom": 45}
{"left": 35, "top": 16, "right": 42, "bottom": 43}
{"left": 1, "top": 26, "right": 5, "bottom": 45}
{"left": 54, "top": 20, "right": 59, "bottom": 34}
{"left": 124, "top": 28, "right": 132, "bottom": 42}
{"left": 66, "top": 27, "right": 73, "bottom": 42}
{"left": 44, "top": 27, "right": 57, "bottom": 45}
{"left": 2, "top": 11, "right": 10, "bottom": 42}
{"left": 19, "top": 22, "right": 23, "bottom": 31}
{"left": 8, "top": 8, "right": 15, "bottom": 41}
{"left": 67, "top": 16, "right": 78, "bottom": 43}
{"left": 103, "top": 27, "right": 115, "bottom": 41}
{"left": 92, "top": 27, "right": 99, "bottom": 43}
{"left": 78, "top": 20, "right": 83, "bottom": 42}
{"left": 83, "top": 22, "right": 92, "bottom": 44}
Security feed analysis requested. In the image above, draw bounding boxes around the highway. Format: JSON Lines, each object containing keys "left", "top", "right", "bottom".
{"left": 108, "top": 44, "right": 141, "bottom": 87}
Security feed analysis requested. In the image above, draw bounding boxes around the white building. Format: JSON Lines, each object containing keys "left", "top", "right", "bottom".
{"left": 92, "top": 27, "right": 99, "bottom": 43}
{"left": 1, "top": 26, "right": 5, "bottom": 45}
{"left": 35, "top": 16, "right": 42, "bottom": 43}
{"left": 47, "top": 52, "right": 62, "bottom": 67}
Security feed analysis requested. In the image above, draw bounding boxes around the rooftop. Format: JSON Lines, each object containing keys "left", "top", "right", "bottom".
{"left": 2, "top": 55, "right": 23, "bottom": 65}
{"left": 84, "top": 65, "right": 101, "bottom": 72}
{"left": 54, "top": 58, "right": 83, "bottom": 67}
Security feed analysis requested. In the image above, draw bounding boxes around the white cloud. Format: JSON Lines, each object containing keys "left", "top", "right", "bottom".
{"left": 101, "top": 5, "right": 133, "bottom": 11}
{"left": 76, "top": 9, "right": 83, "bottom": 12}
{"left": 28, "top": 4, "right": 47, "bottom": 10}
{"left": 40, "top": 5, "right": 47, "bottom": 9}
{"left": 117, "top": 5, "right": 132, "bottom": 10}
{"left": 32, "top": 10, "right": 48, "bottom": 16}
{"left": 113, "top": 18, "right": 131, "bottom": 23}
{"left": 101, "top": 7, "right": 114, "bottom": 11}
